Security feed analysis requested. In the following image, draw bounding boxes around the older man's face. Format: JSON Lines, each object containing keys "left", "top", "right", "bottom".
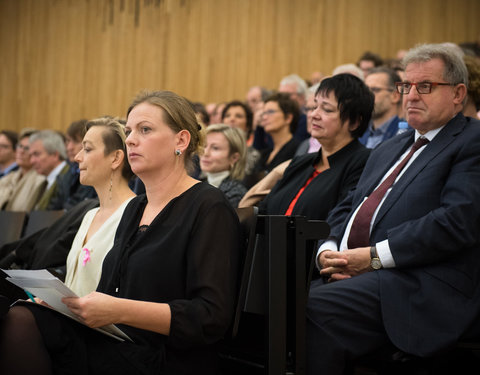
{"left": 246, "top": 87, "right": 262, "bottom": 111}
{"left": 403, "top": 58, "right": 465, "bottom": 134}
{"left": 29, "top": 140, "right": 59, "bottom": 176}
{"left": 279, "top": 83, "right": 305, "bottom": 108}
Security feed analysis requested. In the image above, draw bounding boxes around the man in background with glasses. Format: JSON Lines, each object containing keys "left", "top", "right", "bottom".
{"left": 359, "top": 67, "right": 404, "bottom": 148}
{"left": 306, "top": 43, "right": 480, "bottom": 375}
{"left": 0, "top": 130, "right": 18, "bottom": 178}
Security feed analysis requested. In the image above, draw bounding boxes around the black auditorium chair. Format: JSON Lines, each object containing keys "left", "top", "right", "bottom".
{"left": 220, "top": 212, "right": 329, "bottom": 375}
{"left": 0, "top": 211, "right": 27, "bottom": 248}
{"left": 23, "top": 209, "right": 65, "bottom": 238}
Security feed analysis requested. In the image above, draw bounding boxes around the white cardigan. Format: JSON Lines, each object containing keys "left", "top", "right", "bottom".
{"left": 65, "top": 197, "right": 134, "bottom": 296}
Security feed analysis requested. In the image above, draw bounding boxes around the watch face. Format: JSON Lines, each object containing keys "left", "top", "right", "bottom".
{"left": 371, "top": 258, "right": 382, "bottom": 270}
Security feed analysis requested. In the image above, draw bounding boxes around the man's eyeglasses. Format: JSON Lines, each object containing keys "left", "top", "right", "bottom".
{"left": 395, "top": 81, "right": 456, "bottom": 95}
{"left": 16, "top": 144, "right": 29, "bottom": 151}
{"left": 368, "top": 87, "right": 394, "bottom": 94}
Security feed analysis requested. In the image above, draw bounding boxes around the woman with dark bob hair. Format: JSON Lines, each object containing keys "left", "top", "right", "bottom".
{"left": 259, "top": 73, "right": 374, "bottom": 221}
{"left": 221, "top": 100, "right": 254, "bottom": 141}
{"left": 253, "top": 92, "right": 301, "bottom": 181}
{"left": 0, "top": 90, "right": 240, "bottom": 375}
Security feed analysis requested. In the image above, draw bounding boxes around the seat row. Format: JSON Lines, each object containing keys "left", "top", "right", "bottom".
{"left": 0, "top": 210, "right": 65, "bottom": 248}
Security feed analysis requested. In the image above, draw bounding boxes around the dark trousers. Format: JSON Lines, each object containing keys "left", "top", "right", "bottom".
{"left": 306, "top": 272, "right": 391, "bottom": 375}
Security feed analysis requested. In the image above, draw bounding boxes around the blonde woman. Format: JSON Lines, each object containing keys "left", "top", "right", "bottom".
{"left": 200, "top": 124, "right": 247, "bottom": 207}
{"left": 64, "top": 117, "right": 135, "bottom": 296}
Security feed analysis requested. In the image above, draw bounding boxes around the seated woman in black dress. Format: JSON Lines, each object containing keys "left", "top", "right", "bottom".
{"left": 259, "top": 73, "right": 374, "bottom": 220}
{"left": 200, "top": 124, "right": 247, "bottom": 208}
{"left": 0, "top": 90, "right": 241, "bottom": 375}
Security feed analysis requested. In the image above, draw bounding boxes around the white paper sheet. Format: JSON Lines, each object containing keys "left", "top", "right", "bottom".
{"left": 2, "top": 269, "right": 132, "bottom": 342}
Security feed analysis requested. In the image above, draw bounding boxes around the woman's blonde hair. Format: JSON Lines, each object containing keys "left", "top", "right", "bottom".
{"left": 205, "top": 124, "right": 247, "bottom": 181}
{"left": 127, "top": 90, "right": 204, "bottom": 172}
{"left": 86, "top": 116, "right": 134, "bottom": 181}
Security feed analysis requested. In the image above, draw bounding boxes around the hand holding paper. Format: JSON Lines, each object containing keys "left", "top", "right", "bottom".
{"left": 2, "top": 268, "right": 131, "bottom": 342}
{"left": 63, "top": 292, "right": 119, "bottom": 328}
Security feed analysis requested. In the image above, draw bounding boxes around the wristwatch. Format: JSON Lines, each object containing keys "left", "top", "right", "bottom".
{"left": 370, "top": 246, "right": 382, "bottom": 270}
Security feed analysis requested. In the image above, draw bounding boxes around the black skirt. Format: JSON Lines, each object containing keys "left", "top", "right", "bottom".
{"left": 21, "top": 302, "right": 165, "bottom": 375}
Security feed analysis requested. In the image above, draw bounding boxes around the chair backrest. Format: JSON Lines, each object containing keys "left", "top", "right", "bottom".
{"left": 0, "top": 211, "right": 27, "bottom": 247}
{"left": 232, "top": 206, "right": 259, "bottom": 337}
{"left": 23, "top": 210, "right": 65, "bottom": 238}
{"left": 221, "top": 214, "right": 330, "bottom": 375}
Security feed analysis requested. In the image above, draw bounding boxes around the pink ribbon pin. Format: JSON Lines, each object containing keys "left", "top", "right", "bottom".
{"left": 82, "top": 247, "right": 91, "bottom": 266}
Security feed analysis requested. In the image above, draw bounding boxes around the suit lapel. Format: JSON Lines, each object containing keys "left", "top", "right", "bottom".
{"left": 373, "top": 115, "right": 465, "bottom": 226}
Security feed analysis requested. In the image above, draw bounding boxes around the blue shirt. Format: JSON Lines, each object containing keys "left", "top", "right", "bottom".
{"left": 0, "top": 162, "right": 18, "bottom": 178}
{"left": 365, "top": 116, "right": 397, "bottom": 149}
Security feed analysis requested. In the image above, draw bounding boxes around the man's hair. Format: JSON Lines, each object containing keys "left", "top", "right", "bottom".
{"left": 0, "top": 130, "right": 18, "bottom": 150}
{"left": 403, "top": 43, "right": 469, "bottom": 87}
{"left": 357, "top": 51, "right": 384, "bottom": 67}
{"left": 260, "top": 87, "right": 273, "bottom": 101}
{"left": 403, "top": 43, "right": 469, "bottom": 106}
{"left": 280, "top": 74, "right": 308, "bottom": 96}
{"left": 316, "top": 73, "right": 374, "bottom": 138}
{"left": 332, "top": 64, "right": 365, "bottom": 81}
{"left": 306, "top": 83, "right": 320, "bottom": 98}
{"left": 66, "top": 119, "right": 88, "bottom": 142}
{"left": 29, "top": 130, "right": 67, "bottom": 160}
{"left": 367, "top": 66, "right": 402, "bottom": 90}
{"left": 248, "top": 86, "right": 272, "bottom": 101}
{"left": 19, "top": 128, "right": 37, "bottom": 140}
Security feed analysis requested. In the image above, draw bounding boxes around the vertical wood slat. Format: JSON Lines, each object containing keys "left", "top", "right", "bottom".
{"left": 0, "top": 0, "right": 479, "bottom": 133}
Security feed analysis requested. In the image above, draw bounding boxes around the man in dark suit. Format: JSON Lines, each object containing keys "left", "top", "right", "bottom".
{"left": 306, "top": 43, "right": 480, "bottom": 375}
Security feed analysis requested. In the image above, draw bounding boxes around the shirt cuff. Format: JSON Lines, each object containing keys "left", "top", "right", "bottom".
{"left": 316, "top": 240, "right": 338, "bottom": 269}
{"left": 376, "top": 239, "right": 395, "bottom": 268}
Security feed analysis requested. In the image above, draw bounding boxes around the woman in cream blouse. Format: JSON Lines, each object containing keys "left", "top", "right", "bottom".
{"left": 64, "top": 117, "right": 135, "bottom": 296}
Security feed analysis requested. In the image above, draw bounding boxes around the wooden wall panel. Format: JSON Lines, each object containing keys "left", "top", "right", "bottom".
{"left": 0, "top": 0, "right": 479, "bottom": 133}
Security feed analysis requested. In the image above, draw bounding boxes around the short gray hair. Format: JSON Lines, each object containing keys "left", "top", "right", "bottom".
{"left": 332, "top": 64, "right": 365, "bottom": 81}
{"left": 306, "top": 83, "right": 320, "bottom": 99}
{"left": 280, "top": 74, "right": 308, "bottom": 95}
{"left": 402, "top": 43, "right": 468, "bottom": 88}
{"left": 29, "top": 130, "right": 67, "bottom": 160}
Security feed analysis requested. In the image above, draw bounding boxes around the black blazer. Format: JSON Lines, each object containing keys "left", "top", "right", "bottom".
{"left": 257, "top": 137, "right": 300, "bottom": 173}
{"left": 260, "top": 139, "right": 370, "bottom": 220}
{"left": 326, "top": 113, "right": 480, "bottom": 355}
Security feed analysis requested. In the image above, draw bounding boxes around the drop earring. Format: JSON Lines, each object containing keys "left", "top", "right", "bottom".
{"left": 109, "top": 173, "right": 113, "bottom": 200}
